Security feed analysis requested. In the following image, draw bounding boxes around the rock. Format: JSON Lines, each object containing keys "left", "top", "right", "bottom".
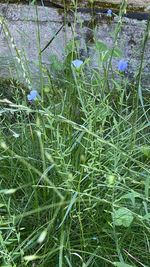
{"left": 0, "top": 3, "right": 149, "bottom": 90}
{"left": 49, "top": 0, "right": 149, "bottom": 10}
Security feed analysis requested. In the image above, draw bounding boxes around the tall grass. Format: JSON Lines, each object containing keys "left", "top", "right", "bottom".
{"left": 0, "top": 1, "right": 150, "bottom": 266}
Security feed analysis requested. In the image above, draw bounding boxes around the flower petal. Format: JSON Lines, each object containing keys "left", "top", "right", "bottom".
{"left": 27, "top": 94, "right": 32, "bottom": 101}
{"left": 118, "top": 59, "right": 128, "bottom": 72}
{"left": 27, "top": 90, "right": 38, "bottom": 101}
{"left": 107, "top": 9, "right": 113, "bottom": 17}
{"left": 30, "top": 90, "right": 38, "bottom": 98}
{"left": 72, "top": 59, "right": 83, "bottom": 69}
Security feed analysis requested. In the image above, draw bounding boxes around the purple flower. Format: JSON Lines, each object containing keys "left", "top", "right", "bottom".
{"left": 27, "top": 90, "right": 38, "bottom": 101}
{"left": 107, "top": 9, "right": 113, "bottom": 17}
{"left": 118, "top": 59, "right": 128, "bottom": 72}
{"left": 72, "top": 59, "right": 83, "bottom": 70}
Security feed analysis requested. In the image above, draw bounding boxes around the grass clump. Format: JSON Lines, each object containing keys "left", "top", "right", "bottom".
{"left": 0, "top": 2, "right": 150, "bottom": 267}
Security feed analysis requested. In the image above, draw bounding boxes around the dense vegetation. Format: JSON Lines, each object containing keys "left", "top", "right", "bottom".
{"left": 0, "top": 1, "right": 150, "bottom": 266}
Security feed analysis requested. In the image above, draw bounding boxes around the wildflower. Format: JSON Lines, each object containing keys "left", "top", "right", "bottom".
{"left": 118, "top": 59, "right": 128, "bottom": 72}
{"left": 71, "top": 59, "right": 83, "bottom": 70}
{"left": 27, "top": 90, "right": 38, "bottom": 101}
{"left": 107, "top": 9, "right": 113, "bottom": 17}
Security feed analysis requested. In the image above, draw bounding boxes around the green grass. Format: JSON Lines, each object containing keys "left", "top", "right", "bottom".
{"left": 0, "top": 2, "right": 150, "bottom": 267}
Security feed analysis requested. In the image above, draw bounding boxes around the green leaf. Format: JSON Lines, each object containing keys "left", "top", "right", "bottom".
{"left": 144, "top": 176, "right": 150, "bottom": 199}
{"left": 112, "top": 207, "right": 133, "bottom": 227}
{"left": 65, "top": 40, "right": 80, "bottom": 54}
{"left": 140, "top": 145, "right": 150, "bottom": 158}
{"left": 101, "top": 50, "right": 111, "bottom": 61}
{"left": 112, "top": 47, "right": 123, "bottom": 58}
{"left": 114, "top": 262, "right": 135, "bottom": 267}
{"left": 49, "top": 55, "right": 63, "bottom": 72}
{"left": 106, "top": 174, "right": 116, "bottom": 186}
{"left": 58, "top": 192, "right": 78, "bottom": 228}
{"left": 121, "top": 190, "right": 140, "bottom": 206}
{"left": 143, "top": 213, "right": 150, "bottom": 220}
{"left": 138, "top": 85, "right": 149, "bottom": 122}
{"left": 95, "top": 41, "right": 108, "bottom": 52}
{"left": 64, "top": 52, "right": 76, "bottom": 68}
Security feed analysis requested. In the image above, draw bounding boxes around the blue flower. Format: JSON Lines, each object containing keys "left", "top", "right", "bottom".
{"left": 72, "top": 59, "right": 83, "bottom": 70}
{"left": 107, "top": 9, "right": 113, "bottom": 17}
{"left": 27, "top": 90, "right": 38, "bottom": 101}
{"left": 118, "top": 59, "right": 128, "bottom": 72}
